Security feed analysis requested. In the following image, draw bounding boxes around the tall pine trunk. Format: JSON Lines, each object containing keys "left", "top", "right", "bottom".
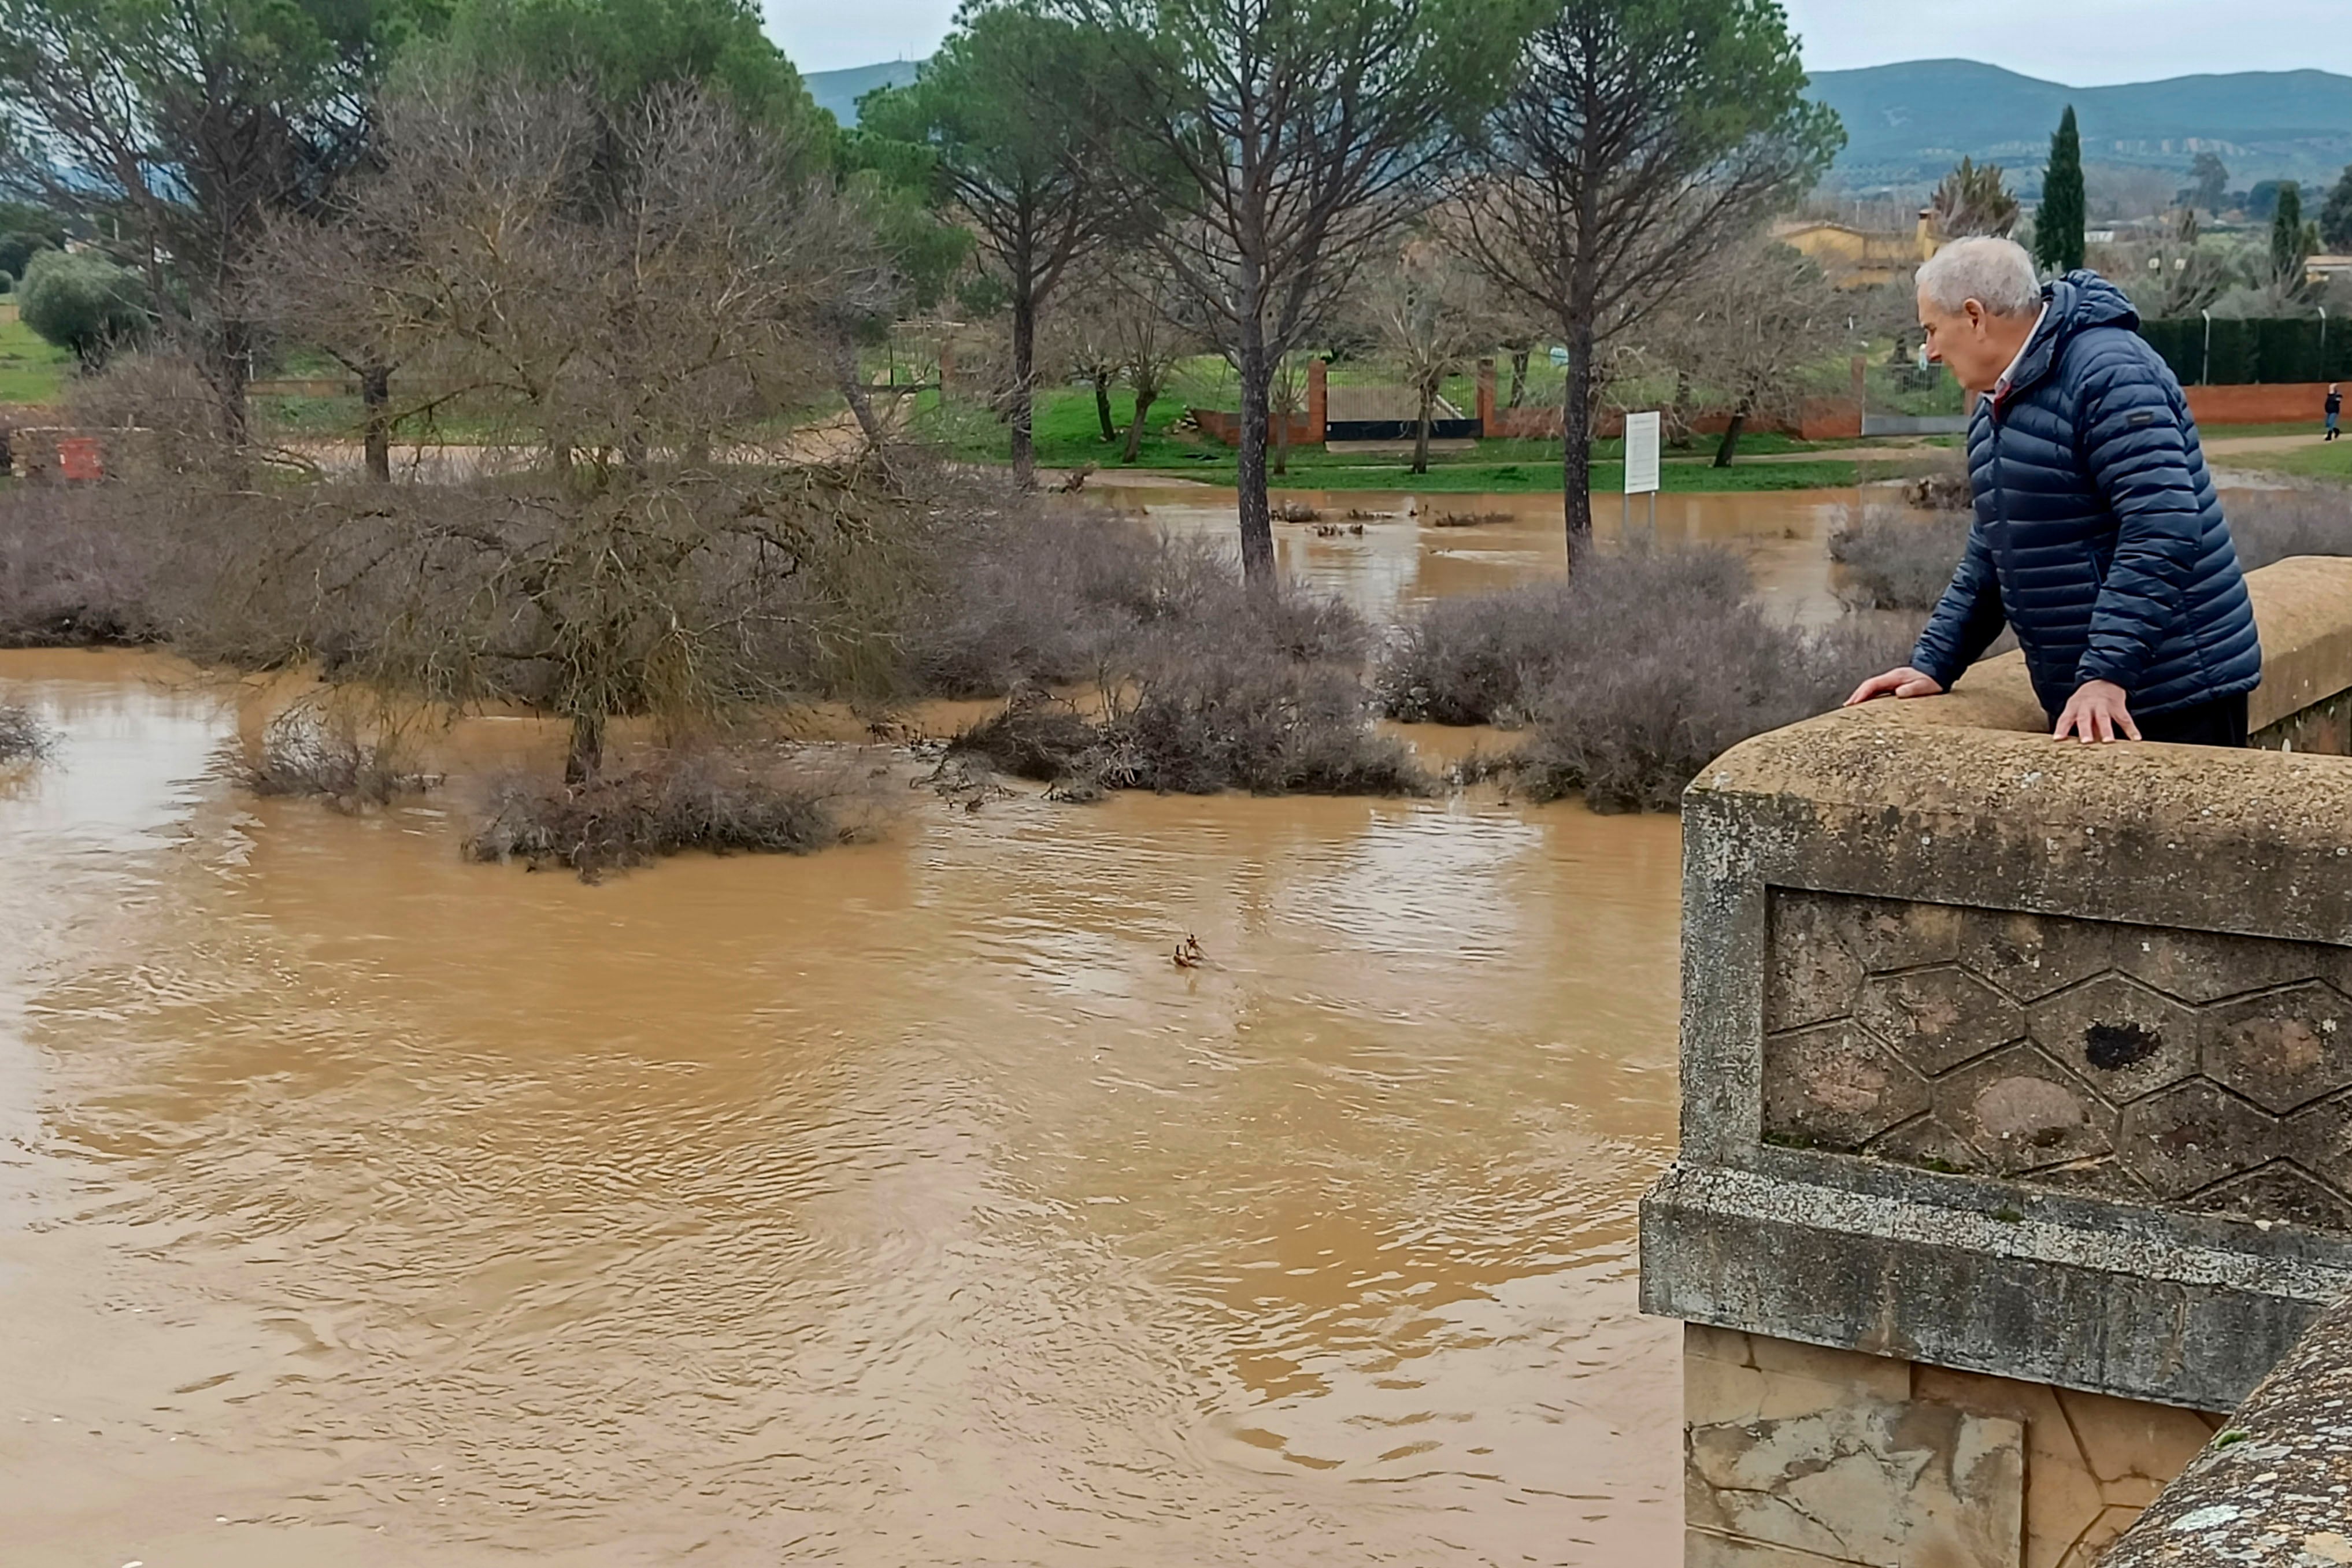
{"left": 1560, "top": 312, "right": 1596, "bottom": 558}
{"left": 1009, "top": 287, "right": 1037, "bottom": 488}
{"left": 1235, "top": 318, "right": 1276, "bottom": 588}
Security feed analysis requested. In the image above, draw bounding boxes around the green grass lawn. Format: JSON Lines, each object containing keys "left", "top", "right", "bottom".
{"left": 2210, "top": 441, "right": 2352, "bottom": 483}
{"left": 0, "top": 314, "right": 71, "bottom": 405}
{"left": 912, "top": 383, "right": 1883, "bottom": 492}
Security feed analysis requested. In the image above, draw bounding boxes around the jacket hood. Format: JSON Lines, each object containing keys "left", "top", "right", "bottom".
{"left": 2007, "top": 270, "right": 2139, "bottom": 399}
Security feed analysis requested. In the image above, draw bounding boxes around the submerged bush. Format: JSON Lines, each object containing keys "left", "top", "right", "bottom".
{"left": 0, "top": 481, "right": 165, "bottom": 646}
{"left": 950, "top": 557, "right": 1424, "bottom": 798}
{"left": 237, "top": 703, "right": 435, "bottom": 810}
{"left": 0, "top": 703, "right": 51, "bottom": 763}
{"left": 1827, "top": 504, "right": 1971, "bottom": 612}
{"left": 1385, "top": 546, "right": 1912, "bottom": 812}
{"left": 465, "top": 747, "right": 880, "bottom": 880}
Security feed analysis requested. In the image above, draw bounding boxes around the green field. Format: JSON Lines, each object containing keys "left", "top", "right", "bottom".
{"left": 0, "top": 314, "right": 71, "bottom": 405}
{"left": 910, "top": 383, "right": 1906, "bottom": 492}
{"left": 2210, "top": 441, "right": 2352, "bottom": 484}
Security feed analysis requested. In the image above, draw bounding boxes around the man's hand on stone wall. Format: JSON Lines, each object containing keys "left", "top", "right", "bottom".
{"left": 2051, "top": 679, "right": 2140, "bottom": 743}
{"left": 1844, "top": 666, "right": 1946, "bottom": 706}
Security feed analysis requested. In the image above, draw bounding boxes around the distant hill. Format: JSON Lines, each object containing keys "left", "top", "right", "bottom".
{"left": 805, "top": 54, "right": 2352, "bottom": 190}
{"left": 1807, "top": 60, "right": 2352, "bottom": 195}
{"left": 805, "top": 60, "right": 921, "bottom": 125}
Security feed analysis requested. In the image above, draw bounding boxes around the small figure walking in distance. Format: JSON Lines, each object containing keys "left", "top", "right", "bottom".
{"left": 2327, "top": 383, "right": 2341, "bottom": 442}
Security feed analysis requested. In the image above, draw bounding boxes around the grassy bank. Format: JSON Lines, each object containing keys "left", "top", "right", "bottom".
{"left": 0, "top": 316, "right": 70, "bottom": 406}
{"left": 2213, "top": 442, "right": 2352, "bottom": 484}
{"left": 912, "top": 385, "right": 1888, "bottom": 492}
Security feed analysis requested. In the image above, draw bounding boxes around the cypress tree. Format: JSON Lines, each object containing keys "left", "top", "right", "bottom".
{"left": 2034, "top": 105, "right": 2086, "bottom": 275}
{"left": 2273, "top": 181, "right": 2310, "bottom": 282}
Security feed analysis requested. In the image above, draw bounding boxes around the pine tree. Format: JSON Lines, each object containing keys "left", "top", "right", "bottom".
{"left": 2034, "top": 105, "right": 2086, "bottom": 275}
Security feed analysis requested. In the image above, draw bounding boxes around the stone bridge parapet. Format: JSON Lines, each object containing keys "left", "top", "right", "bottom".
{"left": 1640, "top": 557, "right": 2352, "bottom": 1567}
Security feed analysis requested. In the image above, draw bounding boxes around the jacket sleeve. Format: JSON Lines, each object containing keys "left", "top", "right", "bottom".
{"left": 2075, "top": 349, "right": 2204, "bottom": 691}
{"left": 1910, "top": 520, "right": 2006, "bottom": 690}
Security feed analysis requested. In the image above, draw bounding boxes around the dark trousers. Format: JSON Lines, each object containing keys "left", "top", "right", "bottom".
{"left": 2135, "top": 692, "right": 2249, "bottom": 747}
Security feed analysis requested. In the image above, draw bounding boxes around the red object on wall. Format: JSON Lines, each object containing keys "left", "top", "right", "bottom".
{"left": 56, "top": 435, "right": 103, "bottom": 480}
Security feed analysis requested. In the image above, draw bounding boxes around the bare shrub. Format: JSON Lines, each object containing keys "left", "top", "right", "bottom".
{"left": 465, "top": 746, "right": 880, "bottom": 880}
{"left": 0, "top": 703, "right": 51, "bottom": 762}
{"left": 1383, "top": 545, "right": 1912, "bottom": 811}
{"left": 0, "top": 481, "right": 165, "bottom": 646}
{"left": 948, "top": 556, "right": 1423, "bottom": 798}
{"left": 1828, "top": 503, "right": 1972, "bottom": 611}
{"left": 904, "top": 504, "right": 1162, "bottom": 696}
{"left": 1376, "top": 580, "right": 1577, "bottom": 724}
{"left": 1512, "top": 574, "right": 1914, "bottom": 812}
{"left": 2228, "top": 487, "right": 2352, "bottom": 569}
{"left": 236, "top": 701, "right": 435, "bottom": 810}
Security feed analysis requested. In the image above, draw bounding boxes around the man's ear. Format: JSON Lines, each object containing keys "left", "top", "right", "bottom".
{"left": 1962, "top": 299, "right": 1988, "bottom": 332}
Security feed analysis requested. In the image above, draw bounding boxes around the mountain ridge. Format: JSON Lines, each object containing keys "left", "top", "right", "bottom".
{"left": 1805, "top": 60, "right": 2352, "bottom": 193}
{"left": 802, "top": 53, "right": 2352, "bottom": 194}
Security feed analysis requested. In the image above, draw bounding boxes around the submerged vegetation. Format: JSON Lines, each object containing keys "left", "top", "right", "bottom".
{"left": 1379, "top": 548, "right": 1912, "bottom": 810}
{"left": 466, "top": 748, "right": 881, "bottom": 879}
{"left": 0, "top": 701, "right": 49, "bottom": 762}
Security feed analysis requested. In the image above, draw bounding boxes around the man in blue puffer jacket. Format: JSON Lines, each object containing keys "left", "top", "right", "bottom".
{"left": 1847, "top": 237, "right": 2261, "bottom": 744}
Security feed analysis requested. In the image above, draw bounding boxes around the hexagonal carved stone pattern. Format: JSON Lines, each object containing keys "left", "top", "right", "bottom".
{"left": 1762, "top": 890, "right": 2352, "bottom": 1233}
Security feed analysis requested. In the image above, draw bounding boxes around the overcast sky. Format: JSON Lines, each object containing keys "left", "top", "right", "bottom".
{"left": 765, "top": 0, "right": 2352, "bottom": 82}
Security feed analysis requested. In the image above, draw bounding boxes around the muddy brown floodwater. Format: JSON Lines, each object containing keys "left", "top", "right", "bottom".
{"left": 0, "top": 488, "right": 1876, "bottom": 1566}
{"left": 1118, "top": 483, "right": 1870, "bottom": 625}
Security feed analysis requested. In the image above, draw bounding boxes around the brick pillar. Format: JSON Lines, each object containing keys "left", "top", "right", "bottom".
{"left": 938, "top": 340, "right": 954, "bottom": 395}
{"left": 1476, "top": 357, "right": 1497, "bottom": 436}
{"left": 1306, "top": 357, "right": 1328, "bottom": 444}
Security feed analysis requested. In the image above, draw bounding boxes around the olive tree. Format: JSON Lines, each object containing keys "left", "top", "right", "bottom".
{"left": 18, "top": 248, "right": 145, "bottom": 368}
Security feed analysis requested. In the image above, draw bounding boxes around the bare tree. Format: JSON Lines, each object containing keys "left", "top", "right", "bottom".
{"left": 1359, "top": 239, "right": 1497, "bottom": 473}
{"left": 1450, "top": 0, "right": 1840, "bottom": 553}
{"left": 1643, "top": 240, "right": 1847, "bottom": 466}
{"left": 211, "top": 78, "right": 903, "bottom": 781}
{"left": 1054, "top": 0, "right": 1526, "bottom": 585}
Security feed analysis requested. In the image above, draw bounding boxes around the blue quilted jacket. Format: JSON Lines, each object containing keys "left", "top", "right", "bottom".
{"left": 1910, "top": 272, "right": 2261, "bottom": 719}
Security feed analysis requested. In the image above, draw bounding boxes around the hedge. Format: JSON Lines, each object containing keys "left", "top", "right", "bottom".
{"left": 2140, "top": 315, "right": 2352, "bottom": 384}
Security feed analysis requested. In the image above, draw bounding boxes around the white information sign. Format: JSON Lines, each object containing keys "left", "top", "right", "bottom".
{"left": 1623, "top": 410, "right": 1661, "bottom": 496}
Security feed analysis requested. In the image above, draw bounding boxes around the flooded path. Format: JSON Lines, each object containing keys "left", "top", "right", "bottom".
{"left": 0, "top": 648, "right": 1684, "bottom": 1566}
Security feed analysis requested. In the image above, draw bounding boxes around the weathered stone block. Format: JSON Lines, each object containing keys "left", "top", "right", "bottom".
{"left": 2027, "top": 974, "right": 2202, "bottom": 1105}
{"left": 1932, "top": 1044, "right": 2117, "bottom": 1177}
{"left": 2112, "top": 925, "right": 2332, "bottom": 1005}
{"left": 1763, "top": 1022, "right": 1929, "bottom": 1148}
{"left": 2199, "top": 980, "right": 2352, "bottom": 1113}
{"left": 1769, "top": 898, "right": 1865, "bottom": 1033}
{"left": 2188, "top": 1163, "right": 2352, "bottom": 1232}
{"left": 2117, "top": 1080, "right": 2288, "bottom": 1200}
{"left": 1960, "top": 909, "right": 2116, "bottom": 1003}
{"left": 1857, "top": 966, "right": 2025, "bottom": 1076}
{"left": 1687, "top": 1394, "right": 2023, "bottom": 1567}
